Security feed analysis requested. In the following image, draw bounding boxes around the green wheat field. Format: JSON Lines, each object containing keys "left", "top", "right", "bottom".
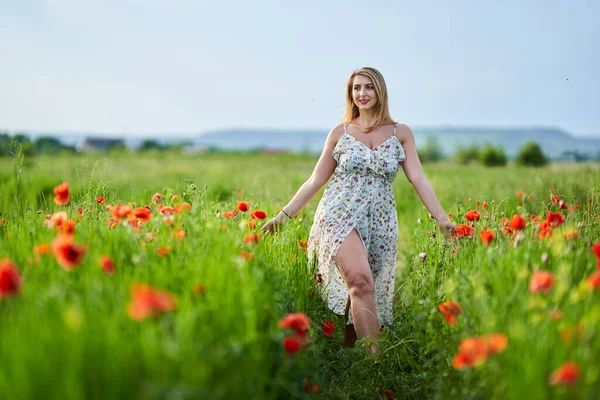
{"left": 1, "top": 151, "right": 599, "bottom": 400}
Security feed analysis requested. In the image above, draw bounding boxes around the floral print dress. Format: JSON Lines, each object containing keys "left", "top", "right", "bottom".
{"left": 307, "top": 123, "right": 406, "bottom": 326}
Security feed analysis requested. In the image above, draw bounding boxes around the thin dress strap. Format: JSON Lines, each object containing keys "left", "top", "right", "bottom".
{"left": 343, "top": 123, "right": 347, "bottom": 133}
{"left": 393, "top": 122, "right": 398, "bottom": 135}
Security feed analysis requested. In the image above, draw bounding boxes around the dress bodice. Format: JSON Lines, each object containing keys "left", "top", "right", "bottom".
{"left": 331, "top": 129, "right": 406, "bottom": 184}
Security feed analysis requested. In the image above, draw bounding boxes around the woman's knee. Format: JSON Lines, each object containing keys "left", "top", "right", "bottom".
{"left": 347, "top": 274, "right": 374, "bottom": 299}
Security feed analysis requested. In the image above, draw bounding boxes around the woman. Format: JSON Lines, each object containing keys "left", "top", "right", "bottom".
{"left": 261, "top": 67, "right": 455, "bottom": 354}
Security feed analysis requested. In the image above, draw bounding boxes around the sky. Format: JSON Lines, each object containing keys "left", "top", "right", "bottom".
{"left": 0, "top": 0, "right": 598, "bottom": 137}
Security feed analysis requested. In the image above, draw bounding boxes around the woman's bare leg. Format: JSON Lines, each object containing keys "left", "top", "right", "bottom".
{"left": 336, "top": 229, "right": 380, "bottom": 354}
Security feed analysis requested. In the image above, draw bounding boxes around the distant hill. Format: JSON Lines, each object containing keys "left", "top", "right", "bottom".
{"left": 193, "top": 126, "right": 600, "bottom": 159}
{"left": 20, "top": 126, "right": 600, "bottom": 160}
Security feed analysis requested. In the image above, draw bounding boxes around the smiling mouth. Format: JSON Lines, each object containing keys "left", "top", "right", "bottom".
{"left": 359, "top": 99, "right": 369, "bottom": 104}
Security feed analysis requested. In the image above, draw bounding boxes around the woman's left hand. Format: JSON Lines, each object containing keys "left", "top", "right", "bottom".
{"left": 437, "top": 219, "right": 456, "bottom": 240}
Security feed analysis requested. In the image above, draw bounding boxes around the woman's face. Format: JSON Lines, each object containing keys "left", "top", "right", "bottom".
{"left": 352, "top": 75, "right": 377, "bottom": 111}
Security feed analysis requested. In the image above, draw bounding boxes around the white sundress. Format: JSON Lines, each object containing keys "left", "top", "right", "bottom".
{"left": 307, "top": 123, "right": 406, "bottom": 326}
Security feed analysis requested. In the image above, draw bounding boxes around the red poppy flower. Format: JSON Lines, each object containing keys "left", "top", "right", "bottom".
{"left": 192, "top": 284, "right": 206, "bottom": 296}
{"left": 238, "top": 251, "right": 254, "bottom": 260}
{"left": 133, "top": 207, "right": 152, "bottom": 223}
{"left": 279, "top": 312, "right": 310, "bottom": 338}
{"left": 172, "top": 229, "right": 185, "bottom": 241}
{"left": 58, "top": 219, "right": 76, "bottom": 235}
{"left": 322, "top": 320, "right": 335, "bottom": 337}
{"left": 452, "top": 224, "right": 474, "bottom": 238}
{"left": 156, "top": 246, "right": 172, "bottom": 257}
{"left": 587, "top": 271, "right": 600, "bottom": 289}
{"left": 549, "top": 361, "right": 580, "bottom": 386}
{"left": 550, "top": 194, "right": 559, "bottom": 204}
{"left": 96, "top": 197, "right": 106, "bottom": 204}
{"left": 558, "top": 199, "right": 568, "bottom": 209}
{"left": 546, "top": 212, "right": 565, "bottom": 228}
{"left": 99, "top": 255, "right": 115, "bottom": 275}
{"left": 499, "top": 217, "right": 509, "bottom": 226}
{"left": 53, "top": 182, "right": 70, "bottom": 205}
{"left": 246, "top": 220, "right": 257, "bottom": 230}
{"left": 151, "top": 193, "right": 163, "bottom": 204}
{"left": 180, "top": 202, "right": 192, "bottom": 211}
{"left": 438, "top": 300, "right": 462, "bottom": 325}
{"left": 33, "top": 243, "right": 51, "bottom": 264}
{"left": 302, "top": 377, "right": 319, "bottom": 393}
{"left": 452, "top": 337, "right": 489, "bottom": 369}
{"left": 222, "top": 211, "right": 237, "bottom": 220}
{"left": 560, "top": 325, "right": 584, "bottom": 344}
{"left": 111, "top": 205, "right": 132, "bottom": 220}
{"left": 243, "top": 233, "right": 260, "bottom": 245}
{"left": 127, "top": 283, "right": 176, "bottom": 321}
{"left": 384, "top": 390, "right": 398, "bottom": 399}
{"left": 282, "top": 336, "right": 301, "bottom": 354}
{"left": 480, "top": 230, "right": 495, "bottom": 247}
{"left": 563, "top": 230, "right": 579, "bottom": 240}
{"left": 250, "top": 210, "right": 267, "bottom": 220}
{"left": 464, "top": 210, "right": 480, "bottom": 222}
{"left": 482, "top": 333, "right": 508, "bottom": 355}
{"left": 509, "top": 214, "right": 527, "bottom": 230}
{"left": 51, "top": 234, "right": 87, "bottom": 270}
{"left": 592, "top": 242, "right": 600, "bottom": 267}
{"left": 538, "top": 220, "right": 553, "bottom": 240}
{"left": 45, "top": 211, "right": 66, "bottom": 230}
{"left": 0, "top": 259, "right": 22, "bottom": 299}
{"left": 237, "top": 201, "right": 250, "bottom": 212}
{"left": 501, "top": 226, "right": 515, "bottom": 237}
{"left": 516, "top": 190, "right": 524, "bottom": 199}
{"left": 529, "top": 270, "right": 555, "bottom": 294}
{"left": 159, "top": 206, "right": 175, "bottom": 216}
{"left": 451, "top": 333, "right": 507, "bottom": 369}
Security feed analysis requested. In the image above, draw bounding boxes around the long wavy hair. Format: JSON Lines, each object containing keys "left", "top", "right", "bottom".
{"left": 341, "top": 67, "right": 395, "bottom": 133}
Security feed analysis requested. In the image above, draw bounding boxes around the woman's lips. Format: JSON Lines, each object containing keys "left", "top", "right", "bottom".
{"left": 359, "top": 100, "right": 369, "bottom": 104}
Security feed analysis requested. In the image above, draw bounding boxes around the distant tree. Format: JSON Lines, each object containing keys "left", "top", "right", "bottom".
{"left": 11, "top": 133, "right": 34, "bottom": 156}
{"left": 479, "top": 144, "right": 507, "bottom": 167}
{"left": 12, "top": 133, "right": 30, "bottom": 144}
{"left": 454, "top": 144, "right": 481, "bottom": 165}
{"left": 34, "top": 136, "right": 67, "bottom": 154}
{"left": 139, "top": 139, "right": 163, "bottom": 151}
{"left": 417, "top": 136, "right": 445, "bottom": 163}
{"left": 517, "top": 141, "right": 548, "bottom": 166}
{"left": 0, "top": 133, "right": 10, "bottom": 156}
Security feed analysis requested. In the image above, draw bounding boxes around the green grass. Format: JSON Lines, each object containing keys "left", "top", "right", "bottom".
{"left": 0, "top": 151, "right": 599, "bottom": 399}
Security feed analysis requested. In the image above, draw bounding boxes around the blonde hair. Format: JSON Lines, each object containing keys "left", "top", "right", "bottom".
{"left": 342, "top": 67, "right": 395, "bottom": 133}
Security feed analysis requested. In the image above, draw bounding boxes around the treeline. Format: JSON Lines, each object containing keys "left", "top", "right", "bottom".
{"left": 417, "top": 136, "right": 600, "bottom": 166}
{"left": 0, "top": 132, "right": 75, "bottom": 156}
{"left": 0, "top": 133, "right": 190, "bottom": 157}
{"left": 2, "top": 131, "right": 599, "bottom": 165}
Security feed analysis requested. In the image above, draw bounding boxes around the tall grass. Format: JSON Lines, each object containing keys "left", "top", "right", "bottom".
{"left": 0, "top": 152, "right": 599, "bottom": 399}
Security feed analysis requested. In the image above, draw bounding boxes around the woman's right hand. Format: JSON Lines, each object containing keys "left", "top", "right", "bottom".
{"left": 260, "top": 212, "right": 289, "bottom": 235}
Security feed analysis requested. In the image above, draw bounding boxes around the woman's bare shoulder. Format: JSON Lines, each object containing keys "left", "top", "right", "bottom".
{"left": 326, "top": 123, "right": 346, "bottom": 144}
{"left": 394, "top": 122, "right": 415, "bottom": 143}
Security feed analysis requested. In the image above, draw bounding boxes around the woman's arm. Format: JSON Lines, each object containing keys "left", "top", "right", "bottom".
{"left": 396, "top": 124, "right": 454, "bottom": 228}
{"left": 261, "top": 124, "right": 344, "bottom": 233}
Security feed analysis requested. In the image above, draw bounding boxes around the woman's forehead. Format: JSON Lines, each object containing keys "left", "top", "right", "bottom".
{"left": 352, "top": 75, "right": 373, "bottom": 85}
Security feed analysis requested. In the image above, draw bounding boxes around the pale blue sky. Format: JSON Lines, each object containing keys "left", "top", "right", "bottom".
{"left": 1, "top": 0, "right": 598, "bottom": 137}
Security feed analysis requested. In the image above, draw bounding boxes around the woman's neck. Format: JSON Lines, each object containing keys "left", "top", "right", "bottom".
{"left": 354, "top": 111, "right": 376, "bottom": 130}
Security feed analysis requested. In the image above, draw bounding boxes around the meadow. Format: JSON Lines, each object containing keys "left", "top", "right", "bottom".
{"left": 0, "top": 150, "right": 599, "bottom": 400}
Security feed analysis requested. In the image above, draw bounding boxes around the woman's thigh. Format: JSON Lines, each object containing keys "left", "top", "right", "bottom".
{"left": 335, "top": 229, "right": 373, "bottom": 288}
